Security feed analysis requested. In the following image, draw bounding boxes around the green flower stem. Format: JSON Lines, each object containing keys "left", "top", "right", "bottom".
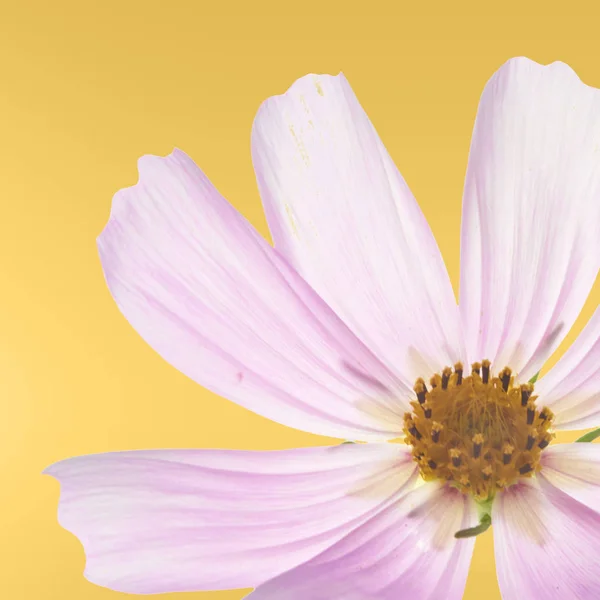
{"left": 575, "top": 428, "right": 600, "bottom": 443}
{"left": 454, "top": 497, "right": 493, "bottom": 539}
{"left": 454, "top": 513, "right": 492, "bottom": 539}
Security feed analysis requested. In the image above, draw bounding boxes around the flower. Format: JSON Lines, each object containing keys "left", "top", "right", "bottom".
{"left": 45, "top": 57, "right": 600, "bottom": 599}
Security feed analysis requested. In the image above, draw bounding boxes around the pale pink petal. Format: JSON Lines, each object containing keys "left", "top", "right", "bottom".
{"left": 245, "top": 483, "right": 476, "bottom": 600}
{"left": 252, "top": 74, "right": 464, "bottom": 386}
{"left": 44, "top": 443, "right": 416, "bottom": 594}
{"left": 493, "top": 475, "right": 600, "bottom": 599}
{"left": 536, "top": 309, "right": 600, "bottom": 429}
{"left": 98, "top": 150, "right": 411, "bottom": 441}
{"left": 540, "top": 443, "right": 600, "bottom": 512}
{"left": 461, "top": 57, "right": 600, "bottom": 380}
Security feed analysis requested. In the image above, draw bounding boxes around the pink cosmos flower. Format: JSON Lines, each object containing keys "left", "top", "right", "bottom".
{"left": 46, "top": 57, "right": 600, "bottom": 599}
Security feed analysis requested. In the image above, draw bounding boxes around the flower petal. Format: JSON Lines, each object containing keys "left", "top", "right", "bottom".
{"left": 536, "top": 309, "right": 600, "bottom": 430}
{"left": 540, "top": 443, "right": 600, "bottom": 512}
{"left": 245, "top": 483, "right": 475, "bottom": 600}
{"left": 44, "top": 443, "right": 416, "bottom": 594}
{"left": 251, "top": 74, "right": 464, "bottom": 385}
{"left": 493, "top": 475, "right": 600, "bottom": 599}
{"left": 98, "top": 150, "right": 411, "bottom": 441}
{"left": 460, "top": 57, "right": 600, "bottom": 380}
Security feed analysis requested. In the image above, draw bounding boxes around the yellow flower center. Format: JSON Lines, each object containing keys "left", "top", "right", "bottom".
{"left": 403, "top": 360, "right": 555, "bottom": 501}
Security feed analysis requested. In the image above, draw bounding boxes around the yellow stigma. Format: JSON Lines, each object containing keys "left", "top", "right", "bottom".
{"left": 403, "top": 361, "right": 555, "bottom": 500}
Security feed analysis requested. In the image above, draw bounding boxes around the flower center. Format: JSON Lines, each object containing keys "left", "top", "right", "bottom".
{"left": 403, "top": 360, "right": 555, "bottom": 501}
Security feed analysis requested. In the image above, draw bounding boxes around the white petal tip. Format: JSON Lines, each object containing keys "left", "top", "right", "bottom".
{"left": 251, "top": 72, "right": 347, "bottom": 124}
{"left": 96, "top": 148, "right": 192, "bottom": 253}
{"left": 495, "top": 56, "right": 590, "bottom": 89}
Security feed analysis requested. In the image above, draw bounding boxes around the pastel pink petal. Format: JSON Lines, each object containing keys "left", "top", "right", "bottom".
{"left": 252, "top": 74, "right": 464, "bottom": 386}
{"left": 536, "top": 309, "right": 600, "bottom": 430}
{"left": 540, "top": 443, "right": 600, "bottom": 512}
{"left": 98, "top": 149, "right": 411, "bottom": 441}
{"left": 461, "top": 58, "right": 600, "bottom": 380}
{"left": 245, "top": 483, "right": 476, "bottom": 600}
{"left": 493, "top": 475, "right": 600, "bottom": 599}
{"left": 44, "top": 444, "right": 416, "bottom": 594}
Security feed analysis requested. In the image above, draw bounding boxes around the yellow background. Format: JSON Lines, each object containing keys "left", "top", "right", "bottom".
{"left": 1, "top": 1, "right": 598, "bottom": 598}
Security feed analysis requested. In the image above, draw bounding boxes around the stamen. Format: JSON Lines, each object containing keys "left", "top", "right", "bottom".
{"left": 526, "top": 429, "right": 538, "bottom": 451}
{"left": 428, "top": 459, "right": 437, "bottom": 470}
{"left": 414, "top": 379, "right": 427, "bottom": 404}
{"left": 472, "top": 433, "right": 484, "bottom": 459}
{"left": 482, "top": 465, "right": 493, "bottom": 480}
{"left": 519, "top": 463, "right": 533, "bottom": 475}
{"left": 502, "top": 443, "right": 514, "bottom": 465}
{"left": 454, "top": 362, "right": 463, "bottom": 385}
{"left": 441, "top": 367, "right": 452, "bottom": 390}
{"left": 538, "top": 438, "right": 550, "bottom": 449}
{"left": 409, "top": 425, "right": 421, "bottom": 440}
{"left": 527, "top": 400, "right": 536, "bottom": 425}
{"left": 482, "top": 359, "right": 491, "bottom": 384}
{"left": 471, "top": 362, "right": 481, "bottom": 376}
{"left": 500, "top": 367, "right": 512, "bottom": 392}
{"left": 431, "top": 422, "right": 443, "bottom": 443}
{"left": 521, "top": 384, "right": 532, "bottom": 407}
{"left": 449, "top": 448, "right": 462, "bottom": 467}
{"left": 422, "top": 402, "right": 432, "bottom": 419}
